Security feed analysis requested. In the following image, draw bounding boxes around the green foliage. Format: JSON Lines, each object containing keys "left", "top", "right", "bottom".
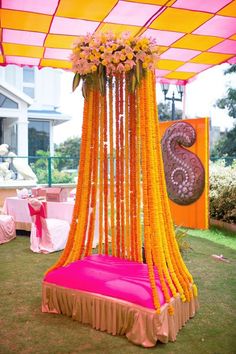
{"left": 224, "top": 64, "right": 236, "bottom": 74}
{"left": 211, "top": 126, "right": 236, "bottom": 159}
{"left": 55, "top": 137, "right": 81, "bottom": 170}
{"left": 30, "top": 150, "right": 49, "bottom": 183}
{"left": 34, "top": 167, "right": 76, "bottom": 184}
{"left": 158, "top": 101, "right": 182, "bottom": 121}
{"left": 216, "top": 64, "right": 236, "bottom": 119}
{"left": 30, "top": 137, "right": 81, "bottom": 184}
{"left": 31, "top": 150, "right": 77, "bottom": 184}
{"left": 216, "top": 87, "right": 236, "bottom": 118}
{"left": 51, "top": 169, "right": 77, "bottom": 184}
{"left": 210, "top": 160, "right": 236, "bottom": 224}
{"left": 175, "top": 226, "right": 192, "bottom": 254}
{"left": 72, "top": 72, "right": 81, "bottom": 92}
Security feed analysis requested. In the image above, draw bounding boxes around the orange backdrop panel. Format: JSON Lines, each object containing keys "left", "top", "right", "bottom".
{"left": 159, "top": 117, "right": 209, "bottom": 230}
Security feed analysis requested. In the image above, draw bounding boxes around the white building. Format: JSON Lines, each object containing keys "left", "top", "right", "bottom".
{"left": 0, "top": 65, "right": 70, "bottom": 157}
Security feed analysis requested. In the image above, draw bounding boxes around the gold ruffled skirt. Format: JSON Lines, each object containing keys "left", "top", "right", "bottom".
{"left": 42, "top": 281, "right": 199, "bottom": 348}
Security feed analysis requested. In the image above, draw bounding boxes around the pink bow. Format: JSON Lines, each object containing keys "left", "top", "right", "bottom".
{"left": 28, "top": 203, "right": 46, "bottom": 238}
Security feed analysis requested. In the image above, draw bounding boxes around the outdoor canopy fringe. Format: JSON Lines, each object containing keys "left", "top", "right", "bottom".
{"left": 45, "top": 32, "right": 198, "bottom": 317}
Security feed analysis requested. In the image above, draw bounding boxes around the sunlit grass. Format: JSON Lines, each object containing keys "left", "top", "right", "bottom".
{"left": 187, "top": 226, "right": 236, "bottom": 251}
{"left": 0, "top": 229, "right": 235, "bottom": 354}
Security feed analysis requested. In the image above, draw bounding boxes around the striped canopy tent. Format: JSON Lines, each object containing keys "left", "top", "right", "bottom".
{"left": 2, "top": 0, "right": 235, "bottom": 347}
{"left": 1, "top": 0, "right": 236, "bottom": 84}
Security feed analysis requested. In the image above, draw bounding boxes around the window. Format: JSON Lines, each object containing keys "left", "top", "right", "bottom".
{"left": 0, "top": 118, "right": 3, "bottom": 145}
{"left": 23, "top": 67, "right": 35, "bottom": 83}
{"left": 0, "top": 93, "right": 18, "bottom": 109}
{"left": 28, "top": 120, "right": 50, "bottom": 156}
{"left": 10, "top": 124, "right": 18, "bottom": 154}
{"left": 23, "top": 67, "right": 35, "bottom": 99}
{"left": 23, "top": 87, "right": 35, "bottom": 99}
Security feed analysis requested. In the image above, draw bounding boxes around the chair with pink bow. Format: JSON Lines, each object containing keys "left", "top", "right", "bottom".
{"left": 0, "top": 214, "right": 16, "bottom": 245}
{"left": 28, "top": 198, "right": 70, "bottom": 253}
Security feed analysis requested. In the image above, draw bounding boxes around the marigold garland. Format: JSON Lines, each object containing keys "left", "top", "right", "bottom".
{"left": 103, "top": 87, "right": 109, "bottom": 255}
{"left": 99, "top": 88, "right": 104, "bottom": 254}
{"left": 85, "top": 90, "right": 99, "bottom": 256}
{"left": 125, "top": 80, "right": 130, "bottom": 259}
{"left": 115, "top": 74, "right": 121, "bottom": 258}
{"left": 136, "top": 86, "right": 142, "bottom": 263}
{"left": 129, "top": 91, "right": 136, "bottom": 260}
{"left": 119, "top": 74, "right": 125, "bottom": 258}
{"left": 47, "top": 32, "right": 198, "bottom": 315}
{"left": 109, "top": 77, "right": 116, "bottom": 256}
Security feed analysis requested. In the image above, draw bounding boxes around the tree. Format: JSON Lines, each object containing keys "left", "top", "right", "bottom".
{"left": 30, "top": 150, "right": 77, "bottom": 184}
{"left": 212, "top": 64, "right": 236, "bottom": 161}
{"left": 211, "top": 125, "right": 236, "bottom": 159}
{"left": 158, "top": 102, "right": 182, "bottom": 121}
{"left": 216, "top": 64, "right": 236, "bottom": 119}
{"left": 55, "top": 136, "right": 81, "bottom": 169}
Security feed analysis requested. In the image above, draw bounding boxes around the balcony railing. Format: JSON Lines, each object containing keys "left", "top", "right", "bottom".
{"left": 0, "top": 155, "right": 79, "bottom": 186}
{"left": 1, "top": 154, "right": 235, "bottom": 187}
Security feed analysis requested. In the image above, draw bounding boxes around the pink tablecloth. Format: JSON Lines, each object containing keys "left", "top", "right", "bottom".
{"left": 2, "top": 197, "right": 74, "bottom": 229}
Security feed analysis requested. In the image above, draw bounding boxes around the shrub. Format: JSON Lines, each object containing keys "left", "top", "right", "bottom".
{"left": 175, "top": 226, "right": 192, "bottom": 254}
{"left": 30, "top": 150, "right": 77, "bottom": 184}
{"left": 210, "top": 160, "right": 236, "bottom": 224}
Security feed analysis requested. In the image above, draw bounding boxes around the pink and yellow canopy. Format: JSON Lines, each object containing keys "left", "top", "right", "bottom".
{"left": 1, "top": 0, "right": 236, "bottom": 84}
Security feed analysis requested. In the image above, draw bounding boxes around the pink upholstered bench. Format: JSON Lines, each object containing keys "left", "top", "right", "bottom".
{"left": 42, "top": 255, "right": 199, "bottom": 347}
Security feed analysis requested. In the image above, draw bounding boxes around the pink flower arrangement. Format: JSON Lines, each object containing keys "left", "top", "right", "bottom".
{"left": 71, "top": 31, "right": 159, "bottom": 76}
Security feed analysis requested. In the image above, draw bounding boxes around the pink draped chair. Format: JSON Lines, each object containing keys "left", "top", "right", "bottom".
{"left": 0, "top": 214, "right": 16, "bottom": 245}
{"left": 28, "top": 199, "right": 70, "bottom": 253}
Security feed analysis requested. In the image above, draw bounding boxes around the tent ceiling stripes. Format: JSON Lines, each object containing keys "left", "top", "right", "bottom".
{"left": 1, "top": 0, "right": 236, "bottom": 84}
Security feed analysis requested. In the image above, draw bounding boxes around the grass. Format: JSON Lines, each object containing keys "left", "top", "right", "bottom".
{"left": 187, "top": 226, "right": 236, "bottom": 251}
{"left": 0, "top": 228, "right": 236, "bottom": 354}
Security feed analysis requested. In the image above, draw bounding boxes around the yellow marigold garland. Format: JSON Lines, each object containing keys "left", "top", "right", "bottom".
{"left": 150, "top": 71, "right": 194, "bottom": 302}
{"left": 146, "top": 73, "right": 180, "bottom": 303}
{"left": 119, "top": 74, "right": 125, "bottom": 258}
{"left": 139, "top": 79, "right": 161, "bottom": 313}
{"left": 66, "top": 89, "right": 94, "bottom": 264}
{"left": 124, "top": 79, "right": 130, "bottom": 259}
{"left": 130, "top": 91, "right": 138, "bottom": 261}
{"left": 85, "top": 90, "right": 99, "bottom": 256}
{"left": 109, "top": 77, "right": 116, "bottom": 256}
{"left": 143, "top": 73, "right": 171, "bottom": 308}
{"left": 115, "top": 75, "right": 121, "bottom": 258}
{"left": 136, "top": 85, "right": 142, "bottom": 263}
{"left": 103, "top": 87, "right": 109, "bottom": 255}
{"left": 99, "top": 90, "right": 104, "bottom": 254}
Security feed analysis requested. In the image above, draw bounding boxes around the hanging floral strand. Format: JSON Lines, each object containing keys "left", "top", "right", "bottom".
{"left": 99, "top": 90, "right": 104, "bottom": 254}
{"left": 115, "top": 75, "right": 121, "bottom": 257}
{"left": 124, "top": 79, "right": 130, "bottom": 259}
{"left": 119, "top": 74, "right": 125, "bottom": 258}
{"left": 85, "top": 90, "right": 99, "bottom": 256}
{"left": 109, "top": 77, "right": 116, "bottom": 256}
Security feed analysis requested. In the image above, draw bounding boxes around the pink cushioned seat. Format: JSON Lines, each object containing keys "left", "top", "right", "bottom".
{"left": 44, "top": 254, "right": 173, "bottom": 309}
{"left": 0, "top": 214, "right": 16, "bottom": 244}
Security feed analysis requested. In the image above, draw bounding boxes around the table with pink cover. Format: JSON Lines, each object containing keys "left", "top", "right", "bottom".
{"left": 42, "top": 254, "right": 199, "bottom": 347}
{"left": 2, "top": 197, "right": 74, "bottom": 230}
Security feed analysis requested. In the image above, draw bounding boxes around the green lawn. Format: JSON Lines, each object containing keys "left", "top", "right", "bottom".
{"left": 0, "top": 228, "right": 235, "bottom": 354}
